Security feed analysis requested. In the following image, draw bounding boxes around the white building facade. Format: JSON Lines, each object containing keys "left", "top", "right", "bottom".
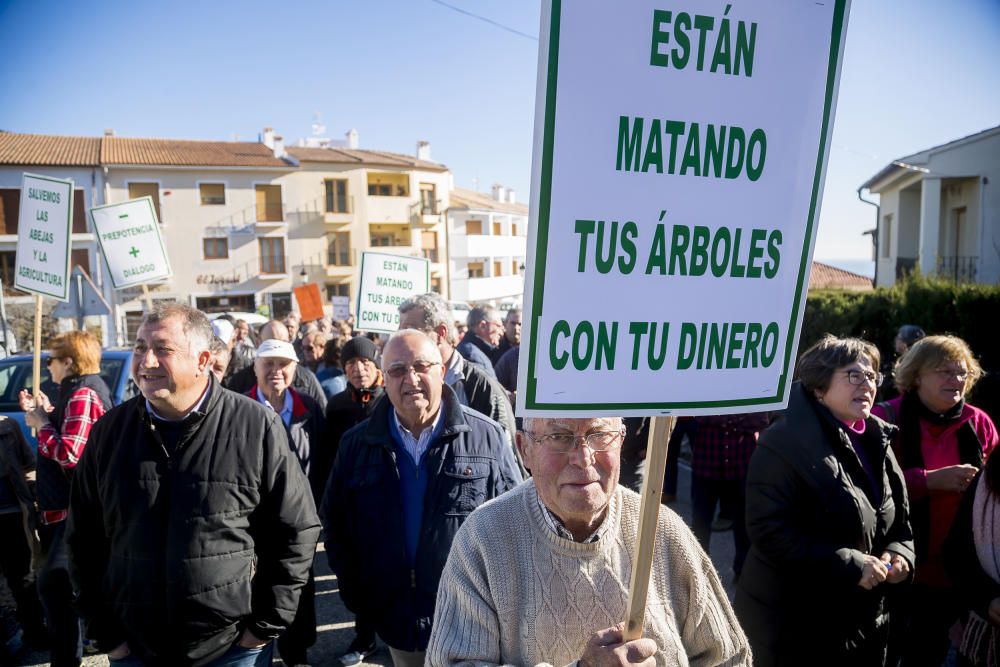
{"left": 447, "top": 185, "right": 528, "bottom": 306}
{"left": 861, "top": 125, "right": 1000, "bottom": 287}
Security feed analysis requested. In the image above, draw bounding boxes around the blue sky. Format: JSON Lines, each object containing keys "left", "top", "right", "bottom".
{"left": 1, "top": 0, "right": 997, "bottom": 270}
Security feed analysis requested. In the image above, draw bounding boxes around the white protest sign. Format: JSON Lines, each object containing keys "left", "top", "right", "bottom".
{"left": 14, "top": 173, "right": 73, "bottom": 300}
{"left": 331, "top": 296, "right": 351, "bottom": 320}
{"left": 90, "top": 197, "right": 172, "bottom": 288}
{"left": 519, "top": 0, "right": 850, "bottom": 416}
{"left": 356, "top": 252, "right": 429, "bottom": 334}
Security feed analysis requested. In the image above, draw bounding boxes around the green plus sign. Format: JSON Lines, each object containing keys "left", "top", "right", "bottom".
{"left": 129, "top": 246, "right": 140, "bottom": 258}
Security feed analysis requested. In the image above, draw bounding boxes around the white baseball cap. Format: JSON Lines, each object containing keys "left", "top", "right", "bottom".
{"left": 256, "top": 339, "right": 298, "bottom": 362}
{"left": 211, "top": 319, "right": 234, "bottom": 343}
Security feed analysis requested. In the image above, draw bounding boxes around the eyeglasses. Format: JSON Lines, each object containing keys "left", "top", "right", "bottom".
{"left": 931, "top": 367, "right": 968, "bottom": 382}
{"left": 385, "top": 360, "right": 441, "bottom": 379}
{"left": 524, "top": 429, "right": 625, "bottom": 454}
{"left": 843, "top": 370, "right": 883, "bottom": 387}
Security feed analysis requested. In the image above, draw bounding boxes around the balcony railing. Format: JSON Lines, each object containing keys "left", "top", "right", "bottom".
{"left": 259, "top": 254, "right": 289, "bottom": 275}
{"left": 422, "top": 248, "right": 439, "bottom": 263}
{"left": 937, "top": 255, "right": 978, "bottom": 283}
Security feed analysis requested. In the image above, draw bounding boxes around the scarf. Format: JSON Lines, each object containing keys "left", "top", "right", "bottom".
{"left": 958, "top": 475, "right": 1000, "bottom": 666}
{"left": 351, "top": 371, "right": 384, "bottom": 405}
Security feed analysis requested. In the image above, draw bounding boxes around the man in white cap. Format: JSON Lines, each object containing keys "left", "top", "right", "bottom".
{"left": 248, "top": 339, "right": 326, "bottom": 667}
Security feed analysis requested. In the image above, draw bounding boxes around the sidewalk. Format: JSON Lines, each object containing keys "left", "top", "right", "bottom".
{"left": 9, "top": 460, "right": 736, "bottom": 667}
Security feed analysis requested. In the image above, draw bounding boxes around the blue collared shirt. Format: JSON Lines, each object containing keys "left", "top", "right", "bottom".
{"left": 256, "top": 387, "right": 293, "bottom": 427}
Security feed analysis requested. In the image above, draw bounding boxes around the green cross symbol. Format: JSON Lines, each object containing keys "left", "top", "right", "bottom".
{"left": 129, "top": 246, "right": 140, "bottom": 258}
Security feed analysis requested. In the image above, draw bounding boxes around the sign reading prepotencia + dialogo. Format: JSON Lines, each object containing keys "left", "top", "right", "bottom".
{"left": 14, "top": 173, "right": 74, "bottom": 300}
{"left": 518, "top": 0, "right": 851, "bottom": 416}
{"left": 356, "top": 252, "right": 429, "bottom": 334}
{"left": 90, "top": 197, "right": 172, "bottom": 288}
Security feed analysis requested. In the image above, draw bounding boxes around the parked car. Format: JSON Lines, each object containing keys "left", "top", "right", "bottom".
{"left": 0, "top": 349, "right": 136, "bottom": 448}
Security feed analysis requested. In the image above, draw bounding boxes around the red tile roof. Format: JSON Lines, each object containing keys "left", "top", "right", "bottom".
{"left": 809, "top": 261, "right": 873, "bottom": 290}
{"left": 0, "top": 133, "right": 101, "bottom": 166}
{"left": 287, "top": 146, "right": 447, "bottom": 171}
{"left": 0, "top": 132, "right": 292, "bottom": 168}
{"left": 449, "top": 187, "right": 528, "bottom": 214}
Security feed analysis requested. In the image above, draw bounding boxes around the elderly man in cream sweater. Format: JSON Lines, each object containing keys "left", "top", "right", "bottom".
{"left": 427, "top": 416, "right": 751, "bottom": 667}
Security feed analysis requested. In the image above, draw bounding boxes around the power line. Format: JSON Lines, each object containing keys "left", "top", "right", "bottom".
{"left": 429, "top": 0, "right": 538, "bottom": 41}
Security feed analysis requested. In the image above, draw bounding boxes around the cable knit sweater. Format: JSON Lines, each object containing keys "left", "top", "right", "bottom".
{"left": 427, "top": 481, "right": 750, "bottom": 666}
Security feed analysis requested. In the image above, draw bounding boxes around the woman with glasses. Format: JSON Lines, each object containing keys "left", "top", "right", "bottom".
{"left": 872, "top": 335, "right": 998, "bottom": 666}
{"left": 735, "top": 335, "right": 914, "bottom": 666}
{"left": 17, "top": 330, "right": 112, "bottom": 667}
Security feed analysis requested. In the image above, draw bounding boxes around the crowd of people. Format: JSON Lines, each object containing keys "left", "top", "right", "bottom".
{"left": 0, "top": 300, "right": 997, "bottom": 667}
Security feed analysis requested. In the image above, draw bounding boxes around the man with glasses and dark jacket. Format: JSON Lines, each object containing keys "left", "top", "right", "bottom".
{"left": 321, "top": 329, "right": 522, "bottom": 666}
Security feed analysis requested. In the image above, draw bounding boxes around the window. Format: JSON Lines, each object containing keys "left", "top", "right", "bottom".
{"left": 465, "top": 219, "right": 483, "bottom": 235}
{"left": 492, "top": 221, "right": 502, "bottom": 236}
{"left": 0, "top": 252, "right": 19, "bottom": 295}
{"left": 0, "top": 188, "right": 88, "bottom": 234}
{"left": 129, "top": 183, "right": 161, "bottom": 222}
{"left": 421, "top": 231, "right": 438, "bottom": 263}
{"left": 259, "top": 237, "right": 286, "bottom": 274}
{"left": 325, "top": 179, "right": 349, "bottom": 213}
{"left": 512, "top": 260, "right": 520, "bottom": 275}
{"left": 203, "top": 237, "right": 229, "bottom": 259}
{"left": 468, "top": 262, "right": 485, "bottom": 278}
{"left": 493, "top": 260, "right": 502, "bottom": 276}
{"left": 431, "top": 277, "right": 442, "bottom": 293}
{"left": 512, "top": 222, "right": 520, "bottom": 236}
{"left": 419, "top": 183, "right": 437, "bottom": 214}
{"left": 328, "top": 232, "right": 351, "bottom": 266}
{"left": 199, "top": 183, "right": 225, "bottom": 206}
{"left": 881, "top": 214, "right": 892, "bottom": 259}
{"left": 367, "top": 172, "right": 409, "bottom": 197}
{"left": 326, "top": 283, "right": 350, "bottom": 300}
{"left": 370, "top": 233, "right": 394, "bottom": 247}
{"left": 255, "top": 184, "right": 283, "bottom": 222}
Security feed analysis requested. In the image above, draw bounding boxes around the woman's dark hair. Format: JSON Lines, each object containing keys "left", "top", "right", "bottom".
{"left": 322, "top": 337, "right": 343, "bottom": 368}
{"left": 795, "top": 334, "right": 881, "bottom": 394}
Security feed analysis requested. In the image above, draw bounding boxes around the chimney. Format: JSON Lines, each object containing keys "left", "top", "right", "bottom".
{"left": 272, "top": 135, "right": 285, "bottom": 158}
{"left": 492, "top": 183, "right": 506, "bottom": 203}
{"left": 346, "top": 129, "right": 359, "bottom": 149}
{"left": 103, "top": 128, "right": 115, "bottom": 137}
{"left": 416, "top": 140, "right": 431, "bottom": 161}
{"left": 506, "top": 188, "right": 516, "bottom": 204}
{"left": 261, "top": 127, "right": 275, "bottom": 149}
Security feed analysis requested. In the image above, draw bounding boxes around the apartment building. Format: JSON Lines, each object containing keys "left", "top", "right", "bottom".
{"left": 0, "top": 129, "right": 453, "bottom": 341}
{"left": 447, "top": 184, "right": 528, "bottom": 306}
{"left": 283, "top": 140, "right": 451, "bottom": 303}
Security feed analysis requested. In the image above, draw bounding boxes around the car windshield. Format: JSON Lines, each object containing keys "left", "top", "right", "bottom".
{"left": 0, "top": 355, "right": 128, "bottom": 411}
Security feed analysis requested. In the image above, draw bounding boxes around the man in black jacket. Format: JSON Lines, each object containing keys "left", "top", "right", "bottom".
{"left": 322, "top": 330, "right": 522, "bottom": 666}
{"left": 67, "top": 303, "right": 320, "bottom": 667}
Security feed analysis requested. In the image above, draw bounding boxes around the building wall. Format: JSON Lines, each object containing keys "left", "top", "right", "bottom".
{"left": 448, "top": 207, "right": 527, "bottom": 305}
{"left": 104, "top": 167, "right": 296, "bottom": 320}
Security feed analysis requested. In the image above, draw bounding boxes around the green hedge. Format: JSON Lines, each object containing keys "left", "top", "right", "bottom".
{"left": 800, "top": 274, "right": 1000, "bottom": 371}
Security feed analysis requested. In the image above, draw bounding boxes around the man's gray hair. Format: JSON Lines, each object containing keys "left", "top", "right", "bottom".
{"left": 382, "top": 329, "right": 444, "bottom": 369}
{"left": 504, "top": 308, "right": 522, "bottom": 322}
{"left": 141, "top": 302, "right": 213, "bottom": 356}
{"left": 467, "top": 304, "right": 499, "bottom": 331}
{"left": 399, "top": 293, "right": 456, "bottom": 343}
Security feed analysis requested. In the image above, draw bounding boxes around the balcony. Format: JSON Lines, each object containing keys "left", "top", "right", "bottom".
{"left": 936, "top": 255, "right": 978, "bottom": 283}
{"left": 324, "top": 195, "right": 355, "bottom": 226}
{"left": 366, "top": 196, "right": 412, "bottom": 223}
{"left": 452, "top": 275, "right": 525, "bottom": 303}
{"left": 327, "top": 248, "right": 357, "bottom": 278}
{"left": 210, "top": 202, "right": 286, "bottom": 235}
{"left": 410, "top": 201, "right": 442, "bottom": 226}
{"left": 367, "top": 245, "right": 422, "bottom": 259}
{"left": 451, "top": 234, "right": 527, "bottom": 259}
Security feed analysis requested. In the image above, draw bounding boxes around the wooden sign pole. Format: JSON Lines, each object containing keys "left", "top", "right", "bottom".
{"left": 624, "top": 415, "right": 677, "bottom": 640}
{"left": 31, "top": 294, "right": 43, "bottom": 436}
{"left": 140, "top": 284, "right": 154, "bottom": 312}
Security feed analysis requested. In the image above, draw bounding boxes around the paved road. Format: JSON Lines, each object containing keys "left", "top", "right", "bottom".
{"left": 8, "top": 461, "right": 736, "bottom": 667}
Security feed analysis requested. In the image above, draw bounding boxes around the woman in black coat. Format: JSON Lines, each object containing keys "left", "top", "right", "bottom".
{"left": 734, "top": 335, "right": 915, "bottom": 666}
